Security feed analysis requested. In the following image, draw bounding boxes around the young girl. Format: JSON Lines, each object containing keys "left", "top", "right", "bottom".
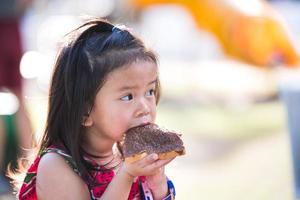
{"left": 18, "top": 19, "right": 176, "bottom": 200}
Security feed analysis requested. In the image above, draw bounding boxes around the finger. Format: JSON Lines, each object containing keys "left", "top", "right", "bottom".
{"left": 139, "top": 153, "right": 158, "bottom": 168}
{"left": 161, "top": 157, "right": 176, "bottom": 166}
{"left": 153, "top": 157, "right": 175, "bottom": 168}
{"left": 143, "top": 159, "right": 171, "bottom": 173}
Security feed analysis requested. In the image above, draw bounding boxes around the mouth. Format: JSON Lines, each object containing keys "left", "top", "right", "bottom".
{"left": 139, "top": 122, "right": 151, "bottom": 126}
{"left": 122, "top": 122, "right": 152, "bottom": 141}
{"left": 127, "top": 122, "right": 152, "bottom": 133}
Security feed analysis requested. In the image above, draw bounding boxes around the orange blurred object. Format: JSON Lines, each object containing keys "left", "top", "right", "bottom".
{"left": 131, "top": 0, "right": 299, "bottom": 67}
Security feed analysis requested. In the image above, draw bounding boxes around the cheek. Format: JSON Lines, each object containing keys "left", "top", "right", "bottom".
{"left": 107, "top": 105, "right": 132, "bottom": 128}
{"left": 109, "top": 110, "right": 133, "bottom": 140}
{"left": 93, "top": 106, "right": 130, "bottom": 138}
{"left": 150, "top": 103, "right": 157, "bottom": 121}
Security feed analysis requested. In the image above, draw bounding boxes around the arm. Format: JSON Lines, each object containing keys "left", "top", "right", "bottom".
{"left": 145, "top": 163, "right": 178, "bottom": 200}
{"left": 36, "top": 153, "right": 90, "bottom": 200}
{"left": 98, "top": 166, "right": 135, "bottom": 200}
{"left": 146, "top": 169, "right": 168, "bottom": 200}
{"left": 100, "top": 154, "right": 174, "bottom": 200}
{"left": 144, "top": 157, "right": 175, "bottom": 200}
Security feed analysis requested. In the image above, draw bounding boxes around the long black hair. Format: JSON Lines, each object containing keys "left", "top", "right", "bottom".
{"left": 40, "top": 19, "right": 160, "bottom": 184}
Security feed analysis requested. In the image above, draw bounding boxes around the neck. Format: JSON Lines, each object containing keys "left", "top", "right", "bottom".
{"left": 82, "top": 128, "right": 115, "bottom": 158}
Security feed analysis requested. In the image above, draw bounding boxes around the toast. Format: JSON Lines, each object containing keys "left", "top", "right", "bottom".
{"left": 118, "top": 124, "right": 185, "bottom": 163}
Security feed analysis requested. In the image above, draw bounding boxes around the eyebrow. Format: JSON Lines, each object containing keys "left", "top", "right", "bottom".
{"left": 118, "top": 78, "right": 158, "bottom": 92}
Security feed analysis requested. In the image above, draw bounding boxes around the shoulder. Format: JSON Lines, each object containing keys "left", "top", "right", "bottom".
{"left": 36, "top": 152, "right": 90, "bottom": 200}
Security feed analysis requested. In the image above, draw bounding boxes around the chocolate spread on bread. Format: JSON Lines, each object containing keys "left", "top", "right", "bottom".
{"left": 119, "top": 124, "right": 185, "bottom": 158}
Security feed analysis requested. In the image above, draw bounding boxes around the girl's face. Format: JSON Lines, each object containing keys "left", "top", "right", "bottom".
{"left": 85, "top": 60, "right": 158, "bottom": 142}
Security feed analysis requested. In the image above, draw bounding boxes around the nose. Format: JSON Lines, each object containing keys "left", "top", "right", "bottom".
{"left": 135, "top": 97, "right": 151, "bottom": 117}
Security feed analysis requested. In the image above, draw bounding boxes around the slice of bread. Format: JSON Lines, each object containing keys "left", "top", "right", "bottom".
{"left": 118, "top": 124, "right": 185, "bottom": 163}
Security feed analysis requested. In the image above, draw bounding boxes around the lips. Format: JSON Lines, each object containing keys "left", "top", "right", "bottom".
{"left": 129, "top": 116, "right": 152, "bottom": 130}
{"left": 130, "top": 122, "right": 150, "bottom": 130}
{"left": 138, "top": 115, "right": 152, "bottom": 126}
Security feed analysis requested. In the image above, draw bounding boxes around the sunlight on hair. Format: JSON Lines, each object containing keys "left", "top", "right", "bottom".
{"left": 0, "top": 92, "right": 19, "bottom": 115}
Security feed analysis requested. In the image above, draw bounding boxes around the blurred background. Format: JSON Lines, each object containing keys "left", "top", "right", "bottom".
{"left": 1, "top": 0, "right": 300, "bottom": 199}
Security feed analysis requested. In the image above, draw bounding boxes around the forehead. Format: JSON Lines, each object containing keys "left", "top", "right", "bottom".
{"left": 105, "top": 61, "right": 158, "bottom": 89}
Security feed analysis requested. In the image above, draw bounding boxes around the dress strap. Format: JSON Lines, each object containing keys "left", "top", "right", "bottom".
{"left": 40, "top": 146, "right": 80, "bottom": 176}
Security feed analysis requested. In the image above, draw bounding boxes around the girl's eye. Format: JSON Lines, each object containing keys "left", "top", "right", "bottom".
{"left": 120, "top": 94, "right": 133, "bottom": 101}
{"left": 146, "top": 89, "right": 155, "bottom": 96}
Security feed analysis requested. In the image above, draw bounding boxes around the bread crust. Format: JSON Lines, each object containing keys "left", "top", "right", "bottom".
{"left": 125, "top": 150, "right": 185, "bottom": 163}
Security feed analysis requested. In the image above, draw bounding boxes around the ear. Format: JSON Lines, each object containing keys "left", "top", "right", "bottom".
{"left": 82, "top": 114, "right": 93, "bottom": 127}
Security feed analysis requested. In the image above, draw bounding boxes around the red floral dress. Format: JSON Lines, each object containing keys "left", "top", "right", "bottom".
{"left": 18, "top": 145, "right": 144, "bottom": 200}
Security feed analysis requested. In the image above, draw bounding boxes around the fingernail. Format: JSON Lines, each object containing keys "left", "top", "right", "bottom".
{"left": 152, "top": 154, "right": 158, "bottom": 160}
